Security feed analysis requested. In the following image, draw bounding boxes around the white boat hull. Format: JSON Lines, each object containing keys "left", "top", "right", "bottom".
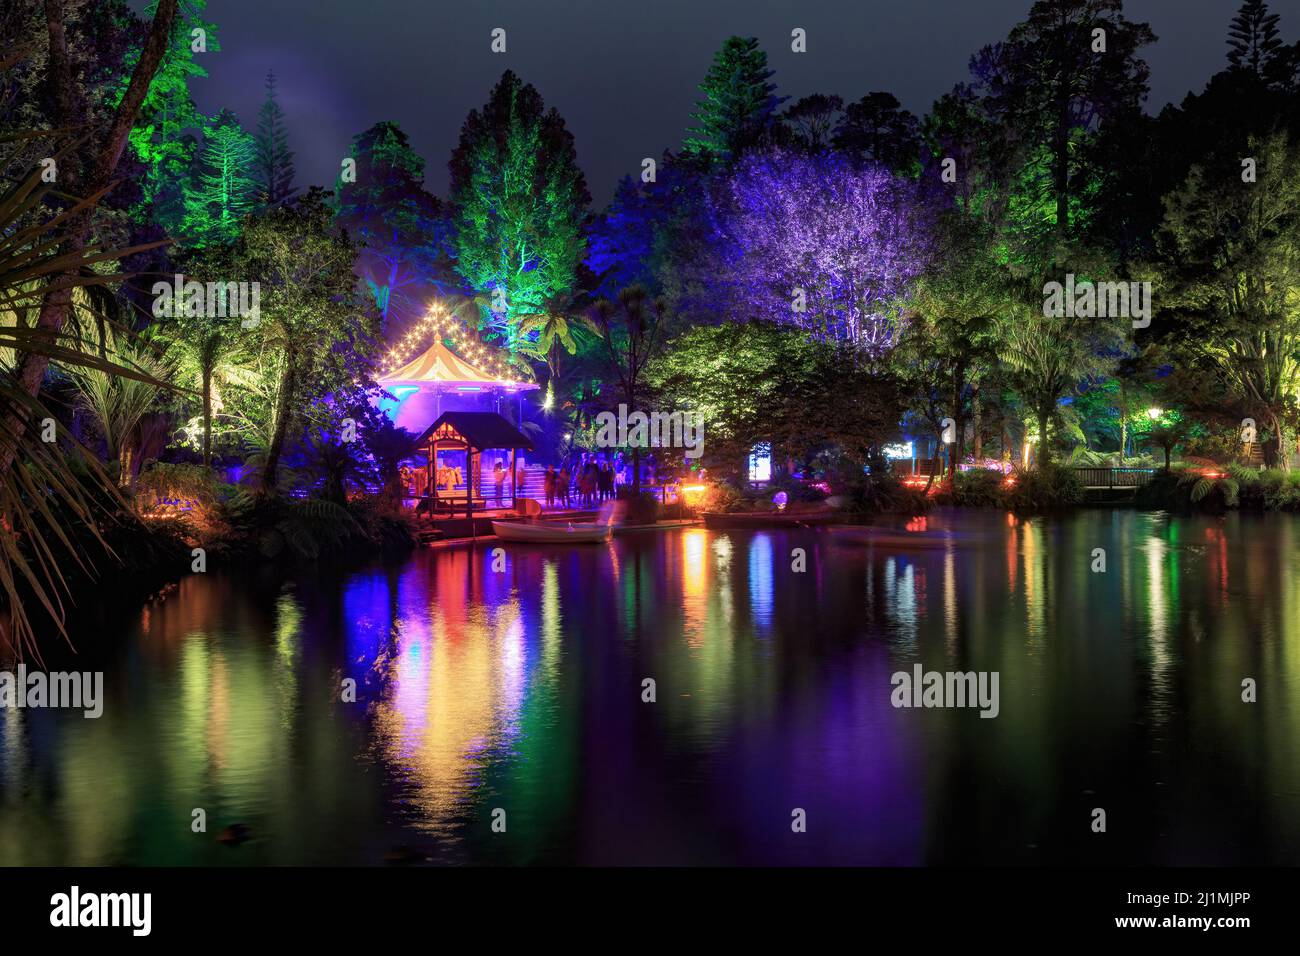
{"left": 491, "top": 520, "right": 612, "bottom": 543}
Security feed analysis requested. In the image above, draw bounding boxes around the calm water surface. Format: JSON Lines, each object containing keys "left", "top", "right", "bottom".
{"left": 2, "top": 509, "right": 1298, "bottom": 865}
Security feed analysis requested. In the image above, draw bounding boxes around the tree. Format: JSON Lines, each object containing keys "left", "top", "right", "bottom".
{"left": 833, "top": 92, "right": 921, "bottom": 173}
{"left": 336, "top": 121, "right": 447, "bottom": 329}
{"left": 782, "top": 94, "right": 843, "bottom": 152}
{"left": 700, "top": 148, "right": 930, "bottom": 353}
{"left": 120, "top": 0, "right": 217, "bottom": 236}
{"left": 516, "top": 292, "right": 583, "bottom": 401}
{"left": 1000, "top": 292, "right": 1121, "bottom": 465}
{"left": 682, "top": 37, "right": 783, "bottom": 164}
{"left": 254, "top": 69, "right": 296, "bottom": 207}
{"left": 584, "top": 286, "right": 671, "bottom": 496}
{"left": 1155, "top": 131, "right": 1300, "bottom": 469}
{"left": 186, "top": 109, "right": 256, "bottom": 246}
{"left": 63, "top": 328, "right": 175, "bottom": 487}
{"left": 449, "top": 71, "right": 588, "bottom": 349}
{"left": 160, "top": 244, "right": 255, "bottom": 468}
{"left": 237, "top": 189, "right": 379, "bottom": 493}
{"left": 1, "top": 0, "right": 181, "bottom": 477}
{"left": 971, "top": 0, "right": 1156, "bottom": 243}
{"left": 899, "top": 214, "right": 1010, "bottom": 473}
{"left": 1228, "top": 0, "right": 1284, "bottom": 77}
{"left": 648, "top": 321, "right": 906, "bottom": 479}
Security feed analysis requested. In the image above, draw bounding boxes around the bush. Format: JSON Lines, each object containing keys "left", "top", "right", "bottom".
{"left": 1004, "top": 463, "right": 1082, "bottom": 512}
{"left": 947, "top": 468, "right": 1006, "bottom": 507}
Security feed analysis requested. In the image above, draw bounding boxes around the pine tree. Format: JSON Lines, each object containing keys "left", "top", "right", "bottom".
{"left": 186, "top": 110, "right": 257, "bottom": 246}
{"left": 449, "top": 71, "right": 589, "bottom": 349}
{"left": 1228, "top": 0, "right": 1284, "bottom": 76}
{"left": 255, "top": 70, "right": 296, "bottom": 206}
{"left": 682, "top": 37, "right": 784, "bottom": 164}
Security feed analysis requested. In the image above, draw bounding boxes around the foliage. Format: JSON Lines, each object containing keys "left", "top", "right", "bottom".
{"left": 335, "top": 120, "right": 447, "bottom": 327}
{"left": 254, "top": 69, "right": 295, "bottom": 207}
{"left": 969, "top": 0, "right": 1156, "bottom": 242}
{"left": 699, "top": 148, "right": 929, "bottom": 352}
{"left": 833, "top": 92, "right": 921, "bottom": 173}
{"left": 1003, "top": 462, "right": 1083, "bottom": 512}
{"left": 185, "top": 109, "right": 256, "bottom": 246}
{"left": 449, "top": 71, "right": 588, "bottom": 349}
{"left": 1154, "top": 130, "right": 1300, "bottom": 469}
{"left": 234, "top": 188, "right": 380, "bottom": 492}
{"left": 682, "top": 37, "right": 783, "bottom": 164}
{"left": 648, "top": 321, "right": 906, "bottom": 479}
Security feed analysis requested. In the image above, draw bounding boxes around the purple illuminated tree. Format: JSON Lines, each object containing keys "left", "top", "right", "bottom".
{"left": 701, "top": 149, "right": 930, "bottom": 355}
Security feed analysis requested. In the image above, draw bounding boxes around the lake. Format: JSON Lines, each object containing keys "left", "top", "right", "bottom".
{"left": 2, "top": 509, "right": 1297, "bottom": 865}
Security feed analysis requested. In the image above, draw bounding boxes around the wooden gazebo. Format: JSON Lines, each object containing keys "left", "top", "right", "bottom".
{"left": 415, "top": 411, "right": 534, "bottom": 518}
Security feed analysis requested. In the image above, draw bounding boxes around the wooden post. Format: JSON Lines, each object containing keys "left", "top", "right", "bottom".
{"left": 467, "top": 448, "right": 476, "bottom": 521}
{"left": 510, "top": 446, "right": 517, "bottom": 513}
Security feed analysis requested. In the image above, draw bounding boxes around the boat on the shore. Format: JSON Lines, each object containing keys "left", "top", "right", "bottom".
{"left": 701, "top": 510, "right": 839, "bottom": 529}
{"left": 492, "top": 520, "right": 612, "bottom": 543}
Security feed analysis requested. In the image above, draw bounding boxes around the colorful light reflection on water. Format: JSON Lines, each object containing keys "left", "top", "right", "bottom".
{"left": 1, "top": 510, "right": 1298, "bottom": 865}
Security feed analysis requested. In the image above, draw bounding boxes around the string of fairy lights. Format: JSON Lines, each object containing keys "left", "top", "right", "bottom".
{"left": 379, "top": 303, "right": 523, "bottom": 383}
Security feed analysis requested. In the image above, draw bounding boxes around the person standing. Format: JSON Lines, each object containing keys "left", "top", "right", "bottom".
{"left": 493, "top": 459, "right": 506, "bottom": 507}
{"left": 544, "top": 465, "right": 556, "bottom": 508}
{"left": 558, "top": 465, "right": 571, "bottom": 508}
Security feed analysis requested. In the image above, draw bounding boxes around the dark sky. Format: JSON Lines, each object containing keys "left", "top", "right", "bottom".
{"left": 133, "top": 0, "right": 1300, "bottom": 204}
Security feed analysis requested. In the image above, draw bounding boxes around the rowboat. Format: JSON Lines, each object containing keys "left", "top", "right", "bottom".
{"left": 701, "top": 510, "right": 838, "bottom": 530}
{"left": 491, "top": 520, "right": 612, "bottom": 543}
{"left": 827, "top": 525, "right": 967, "bottom": 550}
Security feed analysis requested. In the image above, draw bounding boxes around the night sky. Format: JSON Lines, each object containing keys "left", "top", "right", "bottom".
{"left": 132, "top": 0, "right": 1300, "bottom": 204}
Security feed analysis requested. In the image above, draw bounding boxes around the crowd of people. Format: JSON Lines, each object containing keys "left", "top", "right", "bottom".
{"left": 542, "top": 455, "right": 621, "bottom": 509}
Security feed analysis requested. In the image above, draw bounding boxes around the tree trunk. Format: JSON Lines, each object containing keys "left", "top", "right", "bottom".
{"left": 261, "top": 355, "right": 298, "bottom": 495}
{"left": 950, "top": 367, "right": 965, "bottom": 483}
{"left": 202, "top": 363, "right": 213, "bottom": 469}
{"left": 0, "top": 0, "right": 179, "bottom": 473}
{"left": 1037, "top": 398, "right": 1052, "bottom": 467}
{"left": 972, "top": 385, "right": 983, "bottom": 461}
{"left": 1118, "top": 380, "right": 1127, "bottom": 462}
{"left": 1267, "top": 408, "right": 1288, "bottom": 472}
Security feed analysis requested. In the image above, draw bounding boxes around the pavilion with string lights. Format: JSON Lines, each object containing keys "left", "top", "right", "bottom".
{"left": 375, "top": 305, "right": 539, "bottom": 433}
{"left": 375, "top": 304, "right": 540, "bottom": 511}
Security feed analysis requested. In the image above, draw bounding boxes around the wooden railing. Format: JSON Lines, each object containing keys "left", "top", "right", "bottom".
{"left": 1070, "top": 467, "right": 1157, "bottom": 489}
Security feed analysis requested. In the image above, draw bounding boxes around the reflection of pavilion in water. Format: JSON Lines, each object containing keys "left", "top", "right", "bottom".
{"left": 366, "top": 548, "right": 538, "bottom": 832}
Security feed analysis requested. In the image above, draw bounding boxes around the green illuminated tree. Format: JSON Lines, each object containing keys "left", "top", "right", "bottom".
{"left": 449, "top": 71, "right": 588, "bottom": 349}
{"left": 120, "top": 0, "right": 216, "bottom": 236}
{"left": 971, "top": 0, "right": 1156, "bottom": 243}
{"left": 254, "top": 69, "right": 296, "bottom": 207}
{"left": 682, "top": 37, "right": 783, "bottom": 164}
{"left": 1155, "top": 131, "right": 1300, "bottom": 469}
{"left": 186, "top": 109, "right": 256, "bottom": 246}
{"left": 233, "top": 189, "right": 379, "bottom": 493}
